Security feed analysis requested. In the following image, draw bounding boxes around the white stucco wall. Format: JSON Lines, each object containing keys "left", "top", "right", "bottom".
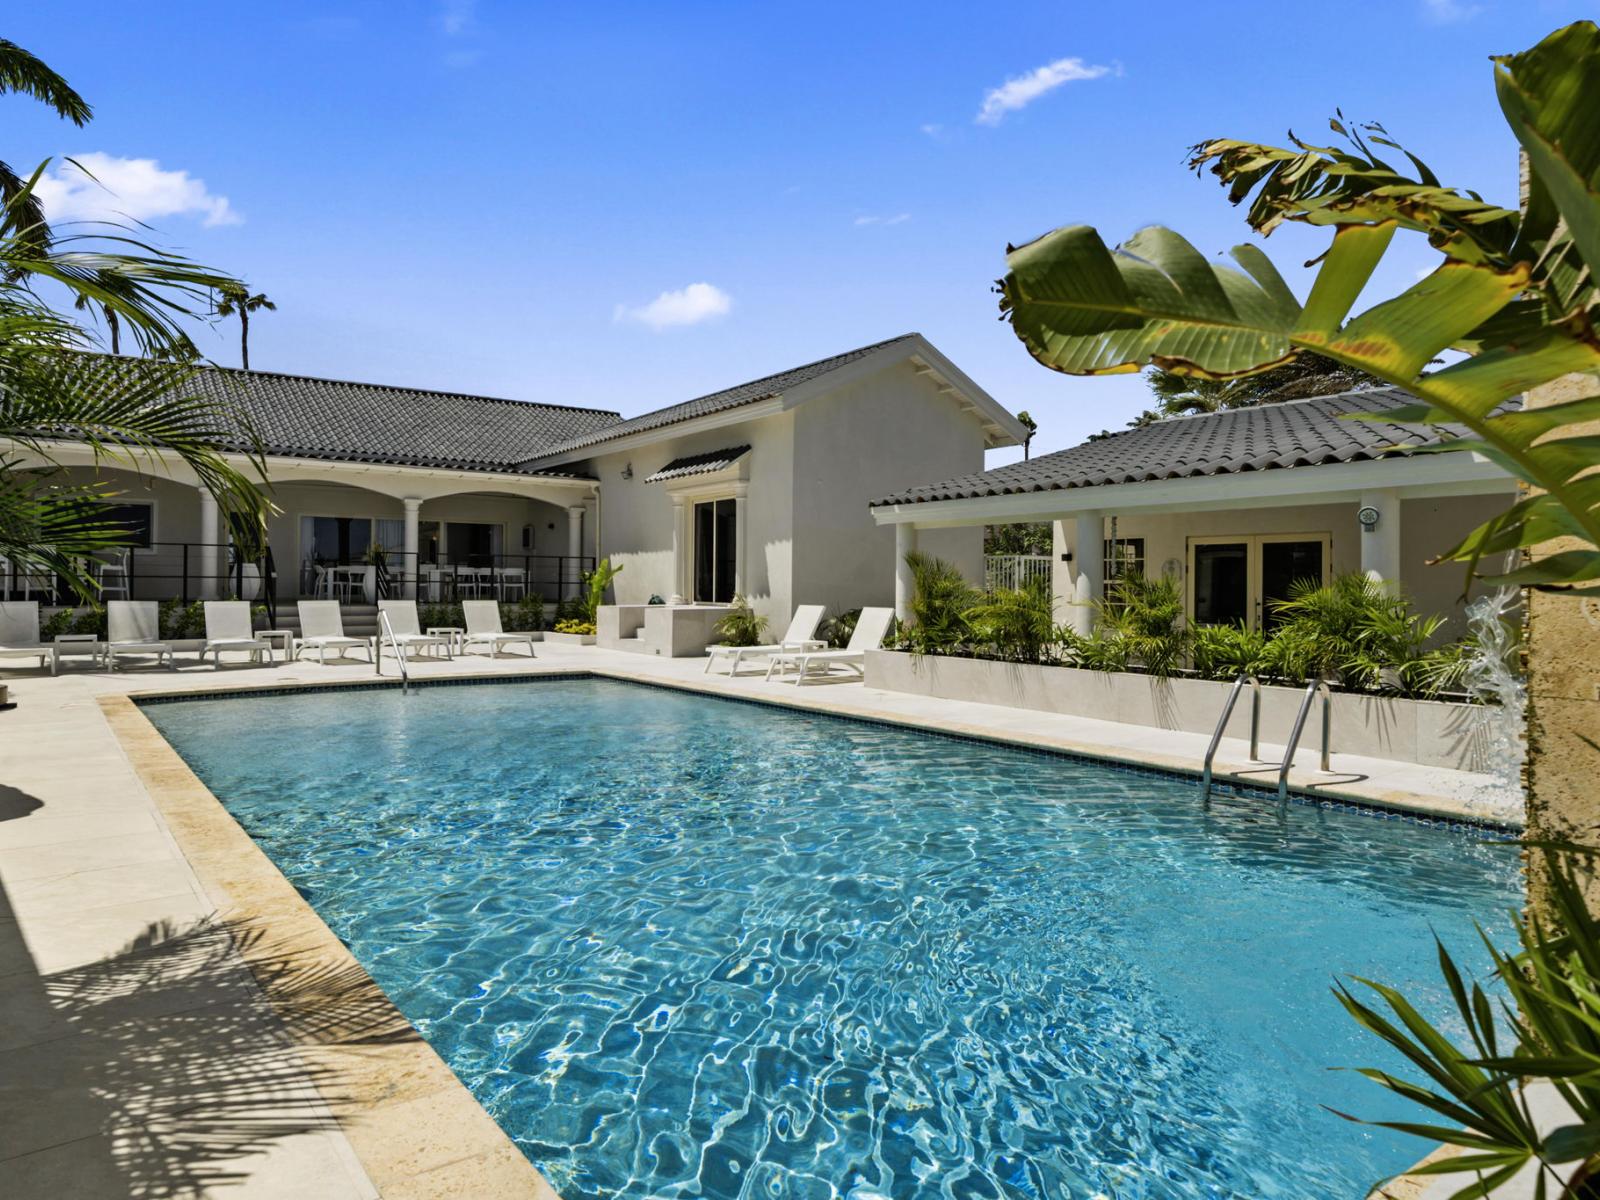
{"left": 1050, "top": 490, "right": 1515, "bottom": 637}
{"left": 791, "top": 362, "right": 987, "bottom": 619}
{"left": 586, "top": 412, "right": 795, "bottom": 621}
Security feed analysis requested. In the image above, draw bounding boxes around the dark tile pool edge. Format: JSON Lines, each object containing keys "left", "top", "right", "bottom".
{"left": 129, "top": 671, "right": 1522, "bottom": 838}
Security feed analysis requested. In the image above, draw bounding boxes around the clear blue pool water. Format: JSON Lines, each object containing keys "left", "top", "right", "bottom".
{"left": 144, "top": 678, "right": 1521, "bottom": 1200}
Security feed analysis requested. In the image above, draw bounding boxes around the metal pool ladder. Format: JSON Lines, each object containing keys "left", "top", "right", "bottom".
{"left": 376, "top": 610, "right": 412, "bottom": 697}
{"left": 1200, "top": 674, "right": 1332, "bottom": 801}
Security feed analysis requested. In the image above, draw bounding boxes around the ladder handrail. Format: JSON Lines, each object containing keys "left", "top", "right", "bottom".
{"left": 1201, "top": 673, "right": 1261, "bottom": 795}
{"left": 1276, "top": 679, "right": 1332, "bottom": 800}
{"left": 376, "top": 609, "right": 412, "bottom": 696}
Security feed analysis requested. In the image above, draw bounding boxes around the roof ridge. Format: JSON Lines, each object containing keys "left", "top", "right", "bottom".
{"left": 74, "top": 351, "right": 625, "bottom": 421}
{"left": 647, "top": 333, "right": 919, "bottom": 414}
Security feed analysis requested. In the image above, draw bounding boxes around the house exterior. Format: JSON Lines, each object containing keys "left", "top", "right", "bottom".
{"left": 869, "top": 389, "right": 1519, "bottom": 639}
{"left": 14, "top": 334, "right": 1024, "bottom": 632}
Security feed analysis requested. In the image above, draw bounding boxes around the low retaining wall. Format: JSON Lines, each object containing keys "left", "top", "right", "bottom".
{"left": 863, "top": 650, "right": 1497, "bottom": 772}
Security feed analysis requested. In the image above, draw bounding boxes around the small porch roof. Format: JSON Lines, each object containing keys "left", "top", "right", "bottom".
{"left": 644, "top": 445, "right": 750, "bottom": 483}
{"left": 872, "top": 388, "right": 1515, "bottom": 528}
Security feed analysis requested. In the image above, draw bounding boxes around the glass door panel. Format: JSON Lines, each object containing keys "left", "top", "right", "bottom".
{"left": 693, "top": 498, "right": 736, "bottom": 603}
{"left": 1259, "top": 539, "right": 1326, "bottom": 631}
{"left": 1191, "top": 541, "right": 1249, "bottom": 625}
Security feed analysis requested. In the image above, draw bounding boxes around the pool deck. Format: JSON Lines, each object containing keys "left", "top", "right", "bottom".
{"left": 0, "top": 642, "right": 1522, "bottom": 1198}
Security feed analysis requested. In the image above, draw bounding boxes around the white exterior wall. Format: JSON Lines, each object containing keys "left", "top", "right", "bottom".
{"left": 791, "top": 362, "right": 986, "bottom": 618}
{"left": 586, "top": 413, "right": 795, "bottom": 622}
{"left": 1050, "top": 491, "right": 1513, "bottom": 637}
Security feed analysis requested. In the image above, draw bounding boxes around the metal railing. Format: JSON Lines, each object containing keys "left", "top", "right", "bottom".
{"left": 1277, "top": 680, "right": 1332, "bottom": 801}
{"left": 985, "top": 554, "right": 1052, "bottom": 592}
{"left": 302, "top": 552, "right": 595, "bottom": 605}
{"left": 1201, "top": 674, "right": 1261, "bottom": 795}
{"left": 7, "top": 540, "right": 278, "bottom": 627}
{"left": 1200, "top": 673, "right": 1332, "bottom": 801}
{"left": 376, "top": 609, "right": 412, "bottom": 696}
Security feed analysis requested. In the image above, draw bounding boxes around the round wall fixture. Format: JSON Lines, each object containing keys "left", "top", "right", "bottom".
{"left": 1358, "top": 505, "right": 1381, "bottom": 531}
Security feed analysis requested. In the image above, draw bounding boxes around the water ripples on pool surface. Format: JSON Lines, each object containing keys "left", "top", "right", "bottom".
{"left": 145, "top": 679, "right": 1521, "bottom": 1200}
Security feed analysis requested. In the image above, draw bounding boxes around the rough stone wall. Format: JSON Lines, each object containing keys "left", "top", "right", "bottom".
{"left": 1522, "top": 372, "right": 1600, "bottom": 913}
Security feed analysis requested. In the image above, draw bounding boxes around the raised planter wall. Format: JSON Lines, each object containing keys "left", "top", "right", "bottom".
{"left": 863, "top": 649, "right": 1498, "bottom": 773}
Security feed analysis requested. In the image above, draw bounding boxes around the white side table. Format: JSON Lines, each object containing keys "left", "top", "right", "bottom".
{"left": 54, "top": 633, "right": 104, "bottom": 668}
{"left": 426, "top": 626, "right": 464, "bottom": 655}
{"left": 256, "top": 629, "right": 294, "bottom": 663}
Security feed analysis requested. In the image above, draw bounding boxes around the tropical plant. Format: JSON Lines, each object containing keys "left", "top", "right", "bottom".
{"left": 984, "top": 521, "right": 1052, "bottom": 556}
{"left": 712, "top": 595, "right": 768, "bottom": 647}
{"left": 213, "top": 282, "right": 275, "bottom": 371}
{"left": 1189, "top": 620, "right": 1272, "bottom": 681}
{"left": 1336, "top": 848, "right": 1600, "bottom": 1198}
{"left": 965, "top": 577, "right": 1055, "bottom": 662}
{"left": 1091, "top": 572, "right": 1190, "bottom": 677}
{"left": 896, "top": 550, "right": 979, "bottom": 654}
{"left": 1016, "top": 409, "right": 1037, "bottom": 459}
{"left": 819, "top": 606, "right": 860, "bottom": 648}
{"left": 997, "top": 21, "right": 1600, "bottom": 594}
{"left": 553, "top": 618, "right": 596, "bottom": 636}
{"left": 0, "top": 38, "right": 271, "bottom": 597}
{"left": 580, "top": 557, "right": 622, "bottom": 623}
{"left": 1263, "top": 573, "right": 1446, "bottom": 689}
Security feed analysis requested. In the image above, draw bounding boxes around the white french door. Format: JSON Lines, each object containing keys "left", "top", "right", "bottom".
{"left": 1187, "top": 533, "right": 1330, "bottom": 630}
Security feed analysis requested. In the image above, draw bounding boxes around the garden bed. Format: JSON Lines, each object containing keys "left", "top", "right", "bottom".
{"left": 863, "top": 650, "right": 1496, "bottom": 772}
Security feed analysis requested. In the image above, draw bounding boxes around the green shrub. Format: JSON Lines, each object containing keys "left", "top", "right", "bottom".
{"left": 501, "top": 595, "right": 545, "bottom": 632}
{"left": 712, "top": 596, "right": 767, "bottom": 647}
{"left": 894, "top": 551, "right": 979, "bottom": 654}
{"left": 553, "top": 618, "right": 595, "bottom": 635}
{"left": 1266, "top": 573, "right": 1447, "bottom": 691}
{"left": 581, "top": 558, "right": 622, "bottom": 623}
{"left": 1089, "top": 572, "right": 1190, "bottom": 677}
{"left": 819, "top": 607, "right": 860, "bottom": 649}
{"left": 966, "top": 578, "right": 1055, "bottom": 663}
{"left": 1190, "top": 621, "right": 1271, "bottom": 681}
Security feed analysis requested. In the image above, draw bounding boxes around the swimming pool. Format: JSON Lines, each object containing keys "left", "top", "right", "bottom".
{"left": 144, "top": 678, "right": 1521, "bottom": 1200}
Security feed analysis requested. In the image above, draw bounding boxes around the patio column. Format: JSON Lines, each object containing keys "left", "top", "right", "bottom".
{"left": 731, "top": 482, "right": 748, "bottom": 597}
{"left": 894, "top": 523, "right": 917, "bottom": 622}
{"left": 402, "top": 497, "right": 420, "bottom": 599}
{"left": 670, "top": 495, "right": 687, "bottom": 603}
{"left": 566, "top": 504, "right": 585, "bottom": 598}
{"left": 1359, "top": 488, "right": 1401, "bottom": 590}
{"left": 197, "top": 487, "right": 219, "bottom": 600}
{"left": 1069, "top": 512, "right": 1104, "bottom": 636}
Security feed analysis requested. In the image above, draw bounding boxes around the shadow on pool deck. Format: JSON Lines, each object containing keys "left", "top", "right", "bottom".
{"left": 0, "top": 870, "right": 419, "bottom": 1198}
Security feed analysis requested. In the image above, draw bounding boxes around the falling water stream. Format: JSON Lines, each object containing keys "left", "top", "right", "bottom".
{"left": 1461, "top": 588, "right": 1527, "bottom": 822}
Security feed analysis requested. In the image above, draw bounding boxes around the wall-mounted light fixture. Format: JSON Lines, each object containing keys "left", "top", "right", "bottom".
{"left": 1358, "top": 505, "right": 1381, "bottom": 532}
{"left": 621, "top": 462, "right": 633, "bottom": 480}
{"left": 1060, "top": 551, "right": 1073, "bottom": 563}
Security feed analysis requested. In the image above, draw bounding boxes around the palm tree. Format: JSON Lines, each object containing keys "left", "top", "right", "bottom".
{"left": 1015, "top": 409, "right": 1037, "bottom": 459}
{"left": 213, "top": 283, "right": 275, "bottom": 371}
{"left": 0, "top": 37, "right": 271, "bottom": 596}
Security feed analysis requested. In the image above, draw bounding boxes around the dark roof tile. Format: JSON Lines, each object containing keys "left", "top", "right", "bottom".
{"left": 871, "top": 388, "right": 1488, "bottom": 506}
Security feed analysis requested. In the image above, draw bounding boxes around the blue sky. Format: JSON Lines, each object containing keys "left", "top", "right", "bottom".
{"left": 8, "top": 1, "right": 1589, "bottom": 461}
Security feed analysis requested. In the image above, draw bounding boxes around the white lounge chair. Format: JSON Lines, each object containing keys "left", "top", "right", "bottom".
{"left": 105, "top": 601, "right": 175, "bottom": 671}
{"left": 764, "top": 606, "right": 894, "bottom": 685}
{"left": 705, "top": 604, "right": 826, "bottom": 676}
{"left": 294, "top": 600, "right": 372, "bottom": 665}
{"left": 199, "top": 601, "right": 272, "bottom": 669}
{"left": 460, "top": 600, "right": 536, "bottom": 658}
{"left": 0, "top": 601, "right": 58, "bottom": 675}
{"left": 377, "top": 599, "right": 453, "bottom": 660}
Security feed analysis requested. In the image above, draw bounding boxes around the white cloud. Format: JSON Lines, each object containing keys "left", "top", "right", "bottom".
{"left": 440, "top": 0, "right": 474, "bottom": 34}
{"left": 33, "top": 152, "right": 240, "bottom": 228}
{"left": 1420, "top": 0, "right": 1480, "bottom": 21}
{"left": 854, "top": 213, "right": 911, "bottom": 227}
{"left": 976, "top": 56, "right": 1111, "bottom": 125}
{"left": 613, "top": 282, "right": 732, "bottom": 330}
{"left": 920, "top": 123, "right": 943, "bottom": 137}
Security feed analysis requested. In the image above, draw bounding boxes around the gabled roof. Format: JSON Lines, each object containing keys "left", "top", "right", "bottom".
{"left": 872, "top": 387, "right": 1494, "bottom": 507}
{"left": 644, "top": 446, "right": 750, "bottom": 483}
{"left": 174, "top": 360, "right": 621, "bottom": 474}
{"left": 526, "top": 335, "right": 919, "bottom": 462}
{"left": 524, "top": 333, "right": 1025, "bottom": 464}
